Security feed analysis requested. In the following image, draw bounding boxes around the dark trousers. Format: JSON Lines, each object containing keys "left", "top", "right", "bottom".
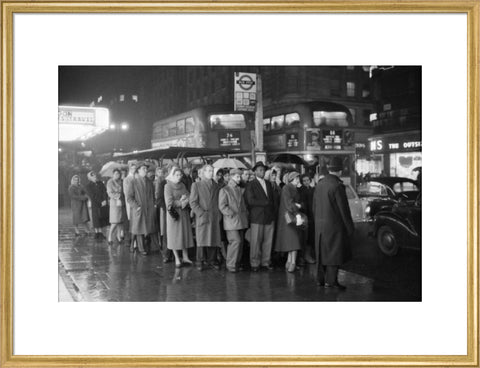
{"left": 316, "top": 235, "right": 340, "bottom": 284}
{"left": 197, "top": 246, "right": 218, "bottom": 264}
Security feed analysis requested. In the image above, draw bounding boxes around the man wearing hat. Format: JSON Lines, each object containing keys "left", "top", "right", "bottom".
{"left": 244, "top": 161, "right": 277, "bottom": 271}
{"left": 313, "top": 156, "right": 354, "bottom": 290}
{"left": 218, "top": 169, "right": 249, "bottom": 273}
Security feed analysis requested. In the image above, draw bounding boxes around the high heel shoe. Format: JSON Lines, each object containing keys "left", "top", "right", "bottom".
{"left": 175, "top": 262, "right": 183, "bottom": 268}
{"left": 182, "top": 259, "right": 193, "bottom": 266}
{"left": 107, "top": 240, "right": 113, "bottom": 245}
{"left": 285, "top": 261, "right": 291, "bottom": 270}
{"left": 287, "top": 262, "right": 296, "bottom": 273}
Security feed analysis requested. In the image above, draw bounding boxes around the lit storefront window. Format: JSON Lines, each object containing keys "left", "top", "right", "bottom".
{"left": 389, "top": 152, "right": 422, "bottom": 179}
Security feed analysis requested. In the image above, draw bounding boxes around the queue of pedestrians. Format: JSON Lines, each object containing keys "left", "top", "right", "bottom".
{"left": 67, "top": 156, "right": 354, "bottom": 290}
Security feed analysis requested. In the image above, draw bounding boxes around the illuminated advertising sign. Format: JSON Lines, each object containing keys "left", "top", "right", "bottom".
{"left": 368, "top": 133, "right": 422, "bottom": 153}
{"left": 58, "top": 106, "right": 109, "bottom": 142}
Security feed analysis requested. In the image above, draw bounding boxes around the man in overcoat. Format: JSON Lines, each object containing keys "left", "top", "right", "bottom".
{"left": 313, "top": 156, "right": 354, "bottom": 290}
{"left": 123, "top": 162, "right": 137, "bottom": 246}
{"left": 244, "top": 161, "right": 277, "bottom": 271}
{"left": 218, "top": 169, "right": 249, "bottom": 273}
{"left": 126, "top": 162, "right": 157, "bottom": 255}
{"left": 190, "top": 164, "right": 222, "bottom": 271}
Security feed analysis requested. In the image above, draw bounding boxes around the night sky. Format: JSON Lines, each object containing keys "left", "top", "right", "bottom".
{"left": 58, "top": 66, "right": 147, "bottom": 105}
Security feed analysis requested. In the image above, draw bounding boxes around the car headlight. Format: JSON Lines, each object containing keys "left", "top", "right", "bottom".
{"left": 365, "top": 205, "right": 371, "bottom": 216}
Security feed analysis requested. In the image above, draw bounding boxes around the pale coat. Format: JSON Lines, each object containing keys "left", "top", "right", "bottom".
{"left": 218, "top": 180, "right": 249, "bottom": 230}
{"left": 164, "top": 181, "right": 194, "bottom": 250}
{"left": 189, "top": 179, "right": 222, "bottom": 247}
{"left": 127, "top": 176, "right": 157, "bottom": 235}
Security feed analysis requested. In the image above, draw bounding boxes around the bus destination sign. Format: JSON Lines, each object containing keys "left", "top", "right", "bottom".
{"left": 234, "top": 72, "right": 257, "bottom": 112}
{"left": 322, "top": 129, "right": 343, "bottom": 150}
{"left": 218, "top": 131, "right": 241, "bottom": 147}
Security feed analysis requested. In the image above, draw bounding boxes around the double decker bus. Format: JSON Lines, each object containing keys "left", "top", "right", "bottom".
{"left": 151, "top": 104, "right": 254, "bottom": 153}
{"left": 263, "top": 101, "right": 372, "bottom": 185}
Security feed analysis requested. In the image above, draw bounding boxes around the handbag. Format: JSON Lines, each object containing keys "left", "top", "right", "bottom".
{"left": 168, "top": 206, "right": 179, "bottom": 221}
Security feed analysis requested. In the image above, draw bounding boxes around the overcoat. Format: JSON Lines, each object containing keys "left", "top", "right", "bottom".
{"left": 85, "top": 180, "right": 109, "bottom": 228}
{"left": 106, "top": 178, "right": 127, "bottom": 224}
{"left": 164, "top": 181, "right": 194, "bottom": 250}
{"left": 218, "top": 181, "right": 249, "bottom": 231}
{"left": 313, "top": 174, "right": 354, "bottom": 265}
{"left": 155, "top": 178, "right": 168, "bottom": 236}
{"left": 68, "top": 184, "right": 90, "bottom": 225}
{"left": 189, "top": 179, "right": 222, "bottom": 247}
{"left": 127, "top": 176, "right": 157, "bottom": 235}
{"left": 244, "top": 178, "right": 277, "bottom": 225}
{"left": 274, "top": 183, "right": 302, "bottom": 252}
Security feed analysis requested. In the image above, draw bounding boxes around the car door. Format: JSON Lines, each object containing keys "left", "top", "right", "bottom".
{"left": 345, "top": 184, "right": 365, "bottom": 222}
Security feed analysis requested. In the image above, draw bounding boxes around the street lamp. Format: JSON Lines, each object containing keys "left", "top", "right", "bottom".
{"left": 121, "top": 122, "right": 129, "bottom": 131}
{"left": 110, "top": 123, "right": 116, "bottom": 130}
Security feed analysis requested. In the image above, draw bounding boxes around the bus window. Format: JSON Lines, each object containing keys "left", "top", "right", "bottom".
{"left": 263, "top": 118, "right": 271, "bottom": 132}
{"left": 285, "top": 112, "right": 300, "bottom": 127}
{"left": 167, "top": 121, "right": 177, "bottom": 137}
{"left": 271, "top": 115, "right": 285, "bottom": 130}
{"left": 185, "top": 117, "right": 195, "bottom": 133}
{"left": 177, "top": 119, "right": 185, "bottom": 135}
{"left": 209, "top": 114, "right": 246, "bottom": 130}
{"left": 313, "top": 111, "right": 348, "bottom": 127}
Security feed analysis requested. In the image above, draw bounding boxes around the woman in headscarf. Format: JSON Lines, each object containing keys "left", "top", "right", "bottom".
{"left": 68, "top": 174, "right": 90, "bottom": 236}
{"left": 274, "top": 171, "right": 304, "bottom": 272}
{"left": 84, "top": 171, "right": 109, "bottom": 239}
{"left": 106, "top": 168, "right": 127, "bottom": 245}
{"left": 164, "top": 166, "right": 194, "bottom": 267}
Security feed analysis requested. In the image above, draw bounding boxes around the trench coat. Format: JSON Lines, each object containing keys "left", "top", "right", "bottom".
{"left": 274, "top": 183, "right": 302, "bottom": 252}
{"left": 218, "top": 181, "right": 249, "bottom": 231}
{"left": 85, "top": 180, "right": 109, "bottom": 228}
{"left": 106, "top": 178, "right": 127, "bottom": 224}
{"left": 127, "top": 176, "right": 157, "bottom": 235}
{"left": 313, "top": 174, "right": 354, "bottom": 265}
{"left": 189, "top": 179, "right": 222, "bottom": 247}
{"left": 68, "top": 184, "right": 90, "bottom": 225}
{"left": 164, "top": 181, "right": 194, "bottom": 250}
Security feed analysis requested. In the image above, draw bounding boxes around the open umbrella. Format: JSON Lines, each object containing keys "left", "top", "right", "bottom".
{"left": 213, "top": 158, "right": 247, "bottom": 169}
{"left": 99, "top": 161, "right": 128, "bottom": 177}
{"left": 272, "top": 153, "right": 306, "bottom": 166}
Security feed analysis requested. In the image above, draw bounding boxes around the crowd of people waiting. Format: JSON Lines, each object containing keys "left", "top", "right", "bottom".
{"left": 68, "top": 156, "right": 354, "bottom": 289}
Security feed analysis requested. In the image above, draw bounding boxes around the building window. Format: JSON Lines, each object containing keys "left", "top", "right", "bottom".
{"left": 132, "top": 95, "right": 138, "bottom": 102}
{"left": 119, "top": 94, "right": 125, "bottom": 102}
{"left": 185, "top": 117, "right": 195, "bottom": 133}
{"left": 347, "top": 82, "right": 355, "bottom": 97}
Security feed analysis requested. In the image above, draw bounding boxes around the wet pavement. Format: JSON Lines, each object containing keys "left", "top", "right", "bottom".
{"left": 58, "top": 208, "right": 421, "bottom": 302}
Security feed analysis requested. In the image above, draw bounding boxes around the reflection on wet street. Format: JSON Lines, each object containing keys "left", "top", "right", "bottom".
{"left": 58, "top": 209, "right": 419, "bottom": 302}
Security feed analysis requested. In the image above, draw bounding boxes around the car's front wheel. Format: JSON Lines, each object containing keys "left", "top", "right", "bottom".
{"left": 377, "top": 225, "right": 399, "bottom": 256}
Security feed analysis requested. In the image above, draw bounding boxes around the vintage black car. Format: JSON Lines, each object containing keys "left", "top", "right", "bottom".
{"left": 371, "top": 193, "right": 421, "bottom": 256}
{"left": 357, "top": 177, "right": 420, "bottom": 219}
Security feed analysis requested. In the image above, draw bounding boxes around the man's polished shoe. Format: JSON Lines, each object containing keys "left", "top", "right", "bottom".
{"left": 140, "top": 251, "right": 148, "bottom": 256}
{"left": 324, "top": 282, "right": 346, "bottom": 290}
{"left": 261, "top": 264, "right": 274, "bottom": 271}
{"left": 251, "top": 266, "right": 260, "bottom": 272}
{"left": 227, "top": 268, "right": 238, "bottom": 273}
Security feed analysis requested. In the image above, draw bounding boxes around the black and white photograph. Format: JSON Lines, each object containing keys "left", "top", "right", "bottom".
{"left": 58, "top": 65, "right": 422, "bottom": 302}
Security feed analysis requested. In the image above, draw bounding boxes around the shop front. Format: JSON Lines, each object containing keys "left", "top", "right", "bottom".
{"left": 367, "top": 130, "right": 422, "bottom": 179}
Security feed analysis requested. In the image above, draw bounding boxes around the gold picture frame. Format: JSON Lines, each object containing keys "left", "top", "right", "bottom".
{"left": 1, "top": 1, "right": 479, "bottom": 366}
